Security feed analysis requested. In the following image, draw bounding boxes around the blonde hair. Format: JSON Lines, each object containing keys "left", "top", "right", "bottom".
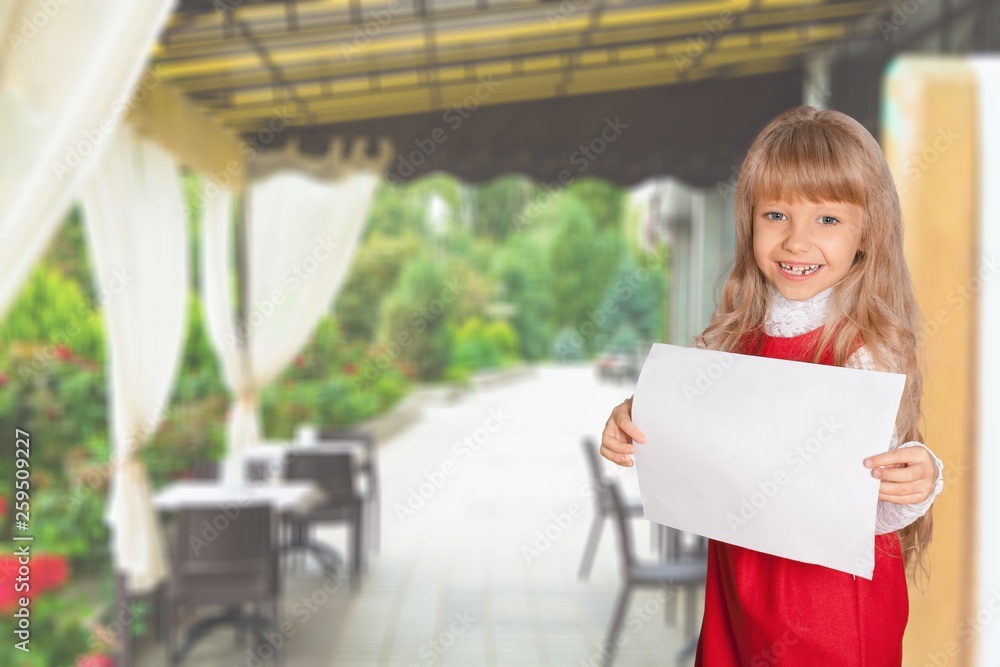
{"left": 695, "top": 105, "right": 932, "bottom": 581}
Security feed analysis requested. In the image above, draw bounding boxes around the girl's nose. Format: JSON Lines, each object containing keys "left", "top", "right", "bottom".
{"left": 782, "top": 221, "right": 812, "bottom": 252}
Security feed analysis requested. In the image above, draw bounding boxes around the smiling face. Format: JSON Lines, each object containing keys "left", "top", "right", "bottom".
{"left": 753, "top": 198, "right": 864, "bottom": 301}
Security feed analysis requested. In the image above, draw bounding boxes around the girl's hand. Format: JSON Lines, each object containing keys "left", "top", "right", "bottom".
{"left": 864, "top": 446, "right": 937, "bottom": 504}
{"left": 600, "top": 396, "right": 646, "bottom": 467}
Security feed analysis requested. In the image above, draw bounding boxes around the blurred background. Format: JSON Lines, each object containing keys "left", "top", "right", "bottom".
{"left": 0, "top": 0, "right": 997, "bottom": 665}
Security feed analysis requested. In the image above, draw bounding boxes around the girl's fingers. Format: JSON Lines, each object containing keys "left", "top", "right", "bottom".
{"left": 877, "top": 480, "right": 931, "bottom": 503}
{"left": 878, "top": 489, "right": 931, "bottom": 504}
{"left": 615, "top": 414, "right": 646, "bottom": 444}
{"left": 601, "top": 443, "right": 633, "bottom": 467}
{"left": 871, "top": 465, "right": 924, "bottom": 483}
{"left": 600, "top": 430, "right": 634, "bottom": 456}
{"left": 865, "top": 447, "right": 930, "bottom": 469}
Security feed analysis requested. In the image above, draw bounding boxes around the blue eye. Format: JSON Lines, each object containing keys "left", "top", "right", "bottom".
{"left": 764, "top": 212, "right": 785, "bottom": 221}
{"left": 819, "top": 216, "right": 839, "bottom": 225}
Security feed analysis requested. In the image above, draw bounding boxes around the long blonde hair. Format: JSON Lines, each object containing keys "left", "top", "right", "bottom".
{"left": 695, "top": 105, "right": 931, "bottom": 580}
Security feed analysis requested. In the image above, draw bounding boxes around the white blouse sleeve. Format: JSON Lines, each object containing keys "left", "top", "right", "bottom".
{"left": 845, "top": 346, "right": 945, "bottom": 534}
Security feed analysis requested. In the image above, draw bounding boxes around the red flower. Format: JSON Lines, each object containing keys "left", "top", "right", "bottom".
{"left": 0, "top": 557, "right": 20, "bottom": 610}
{"left": 0, "top": 553, "right": 70, "bottom": 609}
{"left": 0, "top": 495, "right": 6, "bottom": 518}
{"left": 55, "top": 345, "right": 72, "bottom": 361}
{"left": 0, "top": 373, "right": 7, "bottom": 388}
{"left": 342, "top": 363, "right": 357, "bottom": 376}
{"left": 77, "top": 654, "right": 115, "bottom": 667}
{"left": 31, "top": 553, "right": 69, "bottom": 593}
{"left": 293, "top": 355, "right": 305, "bottom": 369}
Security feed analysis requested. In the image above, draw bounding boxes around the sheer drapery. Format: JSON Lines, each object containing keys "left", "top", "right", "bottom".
{"left": 81, "top": 124, "right": 188, "bottom": 593}
{"left": 0, "top": 0, "right": 174, "bottom": 320}
{"left": 201, "top": 139, "right": 390, "bottom": 472}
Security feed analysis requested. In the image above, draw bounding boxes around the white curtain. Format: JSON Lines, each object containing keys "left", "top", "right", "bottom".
{"left": 201, "top": 140, "right": 387, "bottom": 467}
{"left": 81, "top": 124, "right": 188, "bottom": 593}
{"left": 0, "top": 0, "right": 175, "bottom": 320}
{"left": 973, "top": 55, "right": 1000, "bottom": 667}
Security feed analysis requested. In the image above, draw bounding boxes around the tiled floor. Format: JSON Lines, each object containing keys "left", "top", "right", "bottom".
{"left": 143, "top": 364, "right": 702, "bottom": 666}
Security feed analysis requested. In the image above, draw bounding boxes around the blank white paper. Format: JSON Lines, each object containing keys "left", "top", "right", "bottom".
{"left": 631, "top": 343, "right": 906, "bottom": 579}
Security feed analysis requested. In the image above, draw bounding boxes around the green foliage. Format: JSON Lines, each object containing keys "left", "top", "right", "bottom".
{"left": 0, "top": 265, "right": 104, "bottom": 363}
{"left": 491, "top": 233, "right": 554, "bottom": 360}
{"left": 472, "top": 175, "right": 537, "bottom": 241}
{"left": 594, "top": 249, "right": 669, "bottom": 354}
{"left": 378, "top": 256, "right": 454, "bottom": 381}
{"left": 484, "top": 320, "right": 519, "bottom": 361}
{"left": 260, "top": 314, "right": 413, "bottom": 436}
{"left": 0, "top": 576, "right": 94, "bottom": 667}
{"left": 567, "top": 178, "right": 626, "bottom": 231}
{"left": 449, "top": 317, "right": 519, "bottom": 372}
{"left": 334, "top": 232, "right": 421, "bottom": 342}
{"left": 551, "top": 327, "right": 587, "bottom": 361}
{"left": 546, "top": 195, "right": 624, "bottom": 354}
{"left": 363, "top": 182, "right": 428, "bottom": 239}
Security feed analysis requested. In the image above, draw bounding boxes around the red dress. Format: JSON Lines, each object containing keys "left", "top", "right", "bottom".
{"left": 694, "top": 325, "right": 908, "bottom": 666}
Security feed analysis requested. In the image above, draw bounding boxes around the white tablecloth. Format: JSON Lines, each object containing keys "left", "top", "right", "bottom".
{"left": 152, "top": 480, "right": 326, "bottom": 514}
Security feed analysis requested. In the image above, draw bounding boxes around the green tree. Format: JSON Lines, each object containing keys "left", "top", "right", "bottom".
{"left": 491, "top": 233, "right": 554, "bottom": 360}
{"left": 472, "top": 175, "right": 537, "bottom": 241}
{"left": 0, "top": 266, "right": 104, "bottom": 366}
{"left": 567, "top": 178, "right": 626, "bottom": 231}
{"left": 335, "top": 232, "right": 421, "bottom": 342}
{"left": 594, "top": 249, "right": 669, "bottom": 354}
{"left": 378, "top": 256, "right": 454, "bottom": 381}
{"left": 363, "top": 183, "right": 428, "bottom": 239}
{"left": 546, "top": 195, "right": 624, "bottom": 354}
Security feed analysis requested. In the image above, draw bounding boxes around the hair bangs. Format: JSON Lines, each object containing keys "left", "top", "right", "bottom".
{"left": 751, "top": 122, "right": 868, "bottom": 208}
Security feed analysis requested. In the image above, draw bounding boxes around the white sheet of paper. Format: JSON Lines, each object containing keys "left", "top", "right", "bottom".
{"left": 631, "top": 343, "right": 906, "bottom": 579}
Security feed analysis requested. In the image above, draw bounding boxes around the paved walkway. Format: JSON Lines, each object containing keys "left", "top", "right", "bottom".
{"left": 145, "top": 364, "right": 701, "bottom": 666}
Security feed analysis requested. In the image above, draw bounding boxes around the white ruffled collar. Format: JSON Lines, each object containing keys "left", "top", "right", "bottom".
{"left": 764, "top": 282, "right": 834, "bottom": 337}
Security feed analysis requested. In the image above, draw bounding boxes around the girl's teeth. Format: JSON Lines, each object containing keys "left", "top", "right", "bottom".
{"left": 779, "top": 262, "right": 820, "bottom": 275}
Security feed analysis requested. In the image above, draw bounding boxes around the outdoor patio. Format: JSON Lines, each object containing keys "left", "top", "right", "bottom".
{"left": 138, "top": 363, "right": 700, "bottom": 666}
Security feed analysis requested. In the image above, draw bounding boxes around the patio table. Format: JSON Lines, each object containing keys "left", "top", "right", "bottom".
{"left": 241, "top": 440, "right": 369, "bottom": 579}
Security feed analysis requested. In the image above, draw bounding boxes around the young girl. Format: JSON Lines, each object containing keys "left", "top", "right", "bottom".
{"left": 600, "top": 106, "right": 944, "bottom": 665}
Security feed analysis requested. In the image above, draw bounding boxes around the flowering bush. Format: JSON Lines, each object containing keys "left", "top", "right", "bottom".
{"left": 76, "top": 654, "right": 115, "bottom": 667}
{"left": 0, "top": 552, "right": 92, "bottom": 667}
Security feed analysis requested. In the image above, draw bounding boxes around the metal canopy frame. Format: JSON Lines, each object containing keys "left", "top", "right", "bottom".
{"left": 154, "top": 0, "right": 892, "bottom": 132}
